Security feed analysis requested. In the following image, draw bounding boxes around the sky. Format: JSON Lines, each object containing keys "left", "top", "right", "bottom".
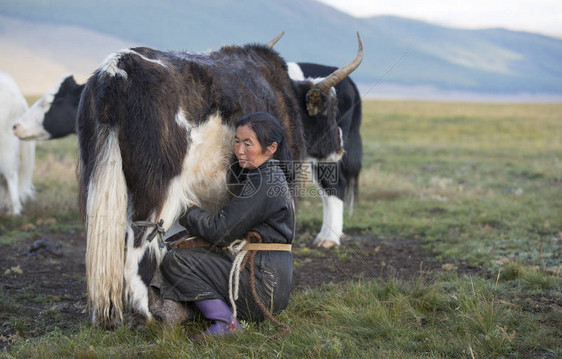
{"left": 317, "top": 0, "right": 562, "bottom": 38}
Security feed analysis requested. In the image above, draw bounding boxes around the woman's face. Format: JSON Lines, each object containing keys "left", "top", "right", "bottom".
{"left": 234, "top": 125, "right": 274, "bottom": 169}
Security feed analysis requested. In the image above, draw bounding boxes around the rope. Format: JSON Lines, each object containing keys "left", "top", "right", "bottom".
{"left": 227, "top": 239, "right": 248, "bottom": 321}
{"left": 228, "top": 231, "right": 291, "bottom": 340}
{"left": 132, "top": 219, "right": 166, "bottom": 248}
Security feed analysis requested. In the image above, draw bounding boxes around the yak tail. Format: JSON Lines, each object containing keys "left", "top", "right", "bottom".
{"left": 85, "top": 128, "right": 128, "bottom": 327}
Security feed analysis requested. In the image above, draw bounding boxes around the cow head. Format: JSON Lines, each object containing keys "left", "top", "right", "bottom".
{"left": 13, "top": 75, "right": 84, "bottom": 140}
{"left": 294, "top": 33, "right": 363, "bottom": 161}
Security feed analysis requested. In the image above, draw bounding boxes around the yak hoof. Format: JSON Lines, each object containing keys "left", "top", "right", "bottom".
{"left": 131, "top": 308, "right": 151, "bottom": 329}
{"left": 312, "top": 237, "right": 339, "bottom": 248}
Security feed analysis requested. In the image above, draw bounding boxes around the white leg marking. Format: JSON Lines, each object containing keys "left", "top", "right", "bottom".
{"left": 124, "top": 226, "right": 165, "bottom": 319}
{"left": 313, "top": 195, "right": 344, "bottom": 248}
{"left": 306, "top": 157, "right": 344, "bottom": 248}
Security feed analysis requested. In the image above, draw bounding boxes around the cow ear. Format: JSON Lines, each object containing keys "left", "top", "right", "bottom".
{"left": 305, "top": 88, "right": 328, "bottom": 116}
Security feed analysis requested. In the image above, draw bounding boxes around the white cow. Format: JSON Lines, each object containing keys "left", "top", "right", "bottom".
{"left": 0, "top": 73, "right": 35, "bottom": 215}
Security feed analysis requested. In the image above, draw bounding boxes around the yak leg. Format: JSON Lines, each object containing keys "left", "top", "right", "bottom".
{"left": 2, "top": 167, "right": 21, "bottom": 215}
{"left": 312, "top": 161, "right": 346, "bottom": 248}
{"left": 313, "top": 193, "right": 344, "bottom": 248}
{"left": 124, "top": 231, "right": 162, "bottom": 322}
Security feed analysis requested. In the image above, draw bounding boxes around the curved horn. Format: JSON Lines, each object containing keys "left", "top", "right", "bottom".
{"left": 314, "top": 32, "right": 364, "bottom": 92}
{"left": 267, "top": 31, "right": 285, "bottom": 47}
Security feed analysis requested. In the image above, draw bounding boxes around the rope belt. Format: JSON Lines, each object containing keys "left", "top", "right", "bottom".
{"left": 228, "top": 231, "right": 292, "bottom": 340}
{"left": 165, "top": 233, "right": 292, "bottom": 252}
{"left": 243, "top": 243, "right": 292, "bottom": 251}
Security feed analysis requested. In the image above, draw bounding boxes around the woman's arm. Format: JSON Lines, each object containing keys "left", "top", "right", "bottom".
{"left": 179, "top": 174, "right": 269, "bottom": 247}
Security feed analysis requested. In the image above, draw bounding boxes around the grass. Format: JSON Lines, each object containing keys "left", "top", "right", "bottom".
{"left": 1, "top": 99, "right": 561, "bottom": 358}
{"left": 4, "top": 276, "right": 560, "bottom": 358}
{"left": 299, "top": 101, "right": 562, "bottom": 271}
{"left": 0, "top": 136, "right": 81, "bottom": 234}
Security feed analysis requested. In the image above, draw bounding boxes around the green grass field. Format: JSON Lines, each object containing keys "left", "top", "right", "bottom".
{"left": 1, "top": 100, "right": 561, "bottom": 358}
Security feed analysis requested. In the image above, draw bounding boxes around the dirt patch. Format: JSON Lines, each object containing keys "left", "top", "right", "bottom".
{"left": 1, "top": 232, "right": 87, "bottom": 348}
{"left": 0, "top": 229, "right": 475, "bottom": 349}
{"left": 294, "top": 235, "right": 436, "bottom": 288}
{"left": 292, "top": 232, "right": 483, "bottom": 288}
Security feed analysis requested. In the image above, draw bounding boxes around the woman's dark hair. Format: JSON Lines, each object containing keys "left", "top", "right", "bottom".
{"left": 236, "top": 112, "right": 293, "bottom": 183}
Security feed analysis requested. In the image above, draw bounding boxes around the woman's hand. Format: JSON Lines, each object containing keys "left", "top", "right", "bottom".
{"left": 178, "top": 206, "right": 198, "bottom": 228}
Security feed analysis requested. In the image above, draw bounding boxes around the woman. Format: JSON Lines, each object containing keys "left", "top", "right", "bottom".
{"left": 158, "top": 112, "right": 295, "bottom": 337}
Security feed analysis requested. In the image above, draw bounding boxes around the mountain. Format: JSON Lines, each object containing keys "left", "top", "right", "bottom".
{"left": 1, "top": 0, "right": 561, "bottom": 99}
{"left": 0, "top": 15, "right": 135, "bottom": 94}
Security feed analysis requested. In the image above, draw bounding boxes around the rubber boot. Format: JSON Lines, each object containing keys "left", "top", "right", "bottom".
{"left": 194, "top": 299, "right": 241, "bottom": 338}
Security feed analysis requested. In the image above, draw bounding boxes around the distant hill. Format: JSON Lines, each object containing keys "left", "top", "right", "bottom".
{"left": 0, "top": 15, "right": 135, "bottom": 94}
{"left": 1, "top": 0, "right": 561, "bottom": 99}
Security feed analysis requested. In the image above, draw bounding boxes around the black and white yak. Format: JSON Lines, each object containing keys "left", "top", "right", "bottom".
{"left": 287, "top": 62, "right": 362, "bottom": 247}
{"left": 76, "top": 34, "right": 363, "bottom": 327}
